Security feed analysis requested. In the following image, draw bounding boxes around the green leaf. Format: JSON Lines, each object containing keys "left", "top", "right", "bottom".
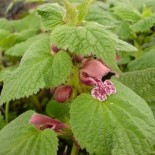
{"left": 63, "top": 0, "right": 79, "bottom": 25}
{"left": 70, "top": 80, "right": 155, "bottom": 155}
{"left": 15, "top": 28, "right": 39, "bottom": 42}
{"left": 0, "top": 29, "right": 11, "bottom": 49}
{"left": 63, "top": 0, "right": 93, "bottom": 25}
{"left": 128, "top": 50, "right": 155, "bottom": 71}
{"left": 86, "top": 7, "right": 118, "bottom": 26}
{"left": 51, "top": 22, "right": 120, "bottom": 72}
{"left": 117, "top": 68, "right": 155, "bottom": 115}
{"left": 115, "top": 39, "right": 137, "bottom": 52}
{"left": 116, "top": 52, "right": 132, "bottom": 65}
{"left": 0, "top": 38, "right": 72, "bottom": 105}
{"left": 0, "top": 18, "right": 12, "bottom": 31}
{"left": 0, "top": 14, "right": 41, "bottom": 50}
{"left": 0, "top": 110, "right": 58, "bottom": 155}
{"left": 10, "top": 13, "right": 41, "bottom": 32}
{"left": 37, "top": 3, "right": 65, "bottom": 30}
{"left": 45, "top": 50, "right": 72, "bottom": 87}
{"left": 0, "top": 37, "right": 52, "bottom": 105}
{"left": 107, "top": 31, "right": 137, "bottom": 53}
{"left": 131, "top": 15, "right": 155, "bottom": 33}
{"left": 69, "top": 0, "right": 85, "bottom": 2}
{"left": 0, "top": 13, "right": 40, "bottom": 32}
{"left": 6, "top": 34, "right": 48, "bottom": 57}
{"left": 112, "top": 5, "right": 141, "bottom": 22}
{"left": 0, "top": 29, "right": 11, "bottom": 39}
{"left": 0, "top": 112, "right": 5, "bottom": 130}
{"left": 116, "top": 21, "right": 133, "bottom": 40}
{"left": 46, "top": 100, "right": 70, "bottom": 122}
{"left": 77, "top": 0, "right": 93, "bottom": 24}
{"left": 0, "top": 66, "right": 17, "bottom": 82}
{"left": 146, "top": 0, "right": 155, "bottom": 10}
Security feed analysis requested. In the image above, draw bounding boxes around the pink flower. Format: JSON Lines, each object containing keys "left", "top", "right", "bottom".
{"left": 91, "top": 79, "right": 116, "bottom": 101}
{"left": 79, "top": 59, "right": 111, "bottom": 85}
{"left": 51, "top": 44, "right": 59, "bottom": 55}
{"left": 54, "top": 85, "right": 73, "bottom": 103}
{"left": 29, "top": 113, "right": 67, "bottom": 132}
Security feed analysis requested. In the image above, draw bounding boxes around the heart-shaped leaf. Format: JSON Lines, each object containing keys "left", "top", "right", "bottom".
{"left": 70, "top": 80, "right": 155, "bottom": 155}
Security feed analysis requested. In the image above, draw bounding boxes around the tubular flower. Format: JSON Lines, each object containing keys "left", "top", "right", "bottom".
{"left": 91, "top": 78, "right": 116, "bottom": 101}
{"left": 79, "top": 59, "right": 111, "bottom": 85}
{"left": 29, "top": 113, "right": 67, "bottom": 132}
{"left": 54, "top": 85, "right": 73, "bottom": 103}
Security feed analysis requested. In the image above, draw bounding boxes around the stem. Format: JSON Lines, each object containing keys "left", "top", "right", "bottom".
{"left": 71, "top": 143, "right": 79, "bottom": 155}
{"left": 31, "top": 95, "right": 42, "bottom": 111}
{"left": 5, "top": 102, "right": 9, "bottom": 124}
{"left": 134, "top": 34, "right": 144, "bottom": 58}
{"left": 63, "top": 146, "right": 68, "bottom": 155}
{"left": 73, "top": 65, "right": 83, "bottom": 94}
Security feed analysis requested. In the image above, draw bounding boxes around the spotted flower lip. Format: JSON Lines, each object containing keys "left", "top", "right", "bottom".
{"left": 79, "top": 59, "right": 112, "bottom": 86}
{"left": 91, "top": 79, "right": 116, "bottom": 101}
{"left": 29, "top": 113, "right": 67, "bottom": 132}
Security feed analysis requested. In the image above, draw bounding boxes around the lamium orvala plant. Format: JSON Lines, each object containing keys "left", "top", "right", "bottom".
{"left": 0, "top": 0, "right": 155, "bottom": 155}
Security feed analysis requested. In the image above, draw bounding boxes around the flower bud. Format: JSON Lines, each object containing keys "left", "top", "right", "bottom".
{"left": 29, "top": 113, "right": 67, "bottom": 132}
{"left": 54, "top": 85, "right": 73, "bottom": 103}
{"left": 51, "top": 44, "right": 59, "bottom": 55}
{"left": 73, "top": 54, "right": 84, "bottom": 63}
{"left": 79, "top": 59, "right": 111, "bottom": 85}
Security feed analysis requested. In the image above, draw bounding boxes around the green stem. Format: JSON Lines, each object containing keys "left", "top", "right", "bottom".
{"left": 31, "top": 96, "right": 42, "bottom": 111}
{"left": 71, "top": 143, "right": 79, "bottom": 155}
{"left": 73, "top": 65, "right": 83, "bottom": 94}
{"left": 5, "top": 102, "right": 9, "bottom": 124}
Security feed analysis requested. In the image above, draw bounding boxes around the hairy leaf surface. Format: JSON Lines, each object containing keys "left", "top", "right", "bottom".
{"left": 10, "top": 13, "right": 41, "bottom": 32}
{"left": 0, "top": 18, "right": 12, "bottom": 31}
{"left": 0, "top": 38, "right": 72, "bottom": 105}
{"left": 117, "top": 68, "right": 155, "bottom": 114}
{"left": 37, "top": 3, "right": 65, "bottom": 30}
{"left": 45, "top": 50, "right": 72, "bottom": 87}
{"left": 6, "top": 34, "right": 48, "bottom": 56}
{"left": 86, "top": 8, "right": 118, "bottom": 26}
{"left": 70, "top": 80, "right": 155, "bottom": 155}
{"left": 63, "top": 0, "right": 79, "bottom": 25}
{"left": 76, "top": 0, "right": 93, "bottom": 24}
{"left": 131, "top": 15, "right": 155, "bottom": 32}
{"left": 51, "top": 22, "right": 119, "bottom": 72}
{"left": 0, "top": 111, "right": 58, "bottom": 155}
{"left": 128, "top": 50, "right": 155, "bottom": 71}
{"left": 113, "top": 6, "right": 141, "bottom": 22}
{"left": 115, "top": 38, "right": 137, "bottom": 52}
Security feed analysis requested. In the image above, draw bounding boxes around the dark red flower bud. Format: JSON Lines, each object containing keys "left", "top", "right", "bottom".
{"left": 79, "top": 59, "right": 111, "bottom": 86}
{"left": 73, "top": 54, "right": 84, "bottom": 63}
{"left": 51, "top": 44, "right": 59, "bottom": 55}
{"left": 29, "top": 113, "right": 67, "bottom": 132}
{"left": 54, "top": 85, "right": 73, "bottom": 103}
